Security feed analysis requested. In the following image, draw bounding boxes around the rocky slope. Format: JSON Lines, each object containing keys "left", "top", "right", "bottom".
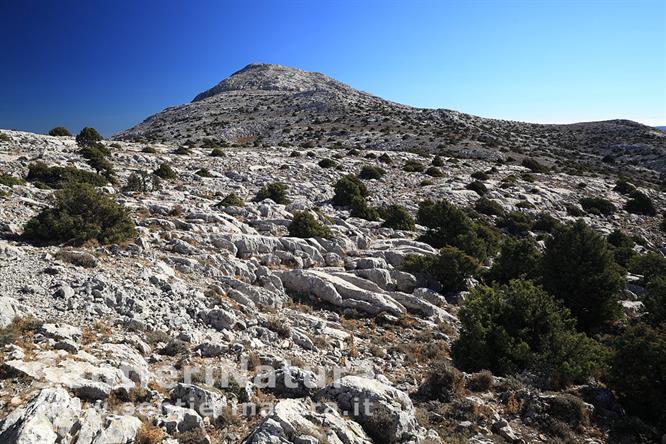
{"left": 117, "top": 64, "right": 666, "bottom": 181}
{"left": 0, "top": 129, "right": 664, "bottom": 443}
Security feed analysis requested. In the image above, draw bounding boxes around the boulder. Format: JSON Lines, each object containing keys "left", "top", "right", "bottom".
{"left": 317, "top": 376, "right": 420, "bottom": 443}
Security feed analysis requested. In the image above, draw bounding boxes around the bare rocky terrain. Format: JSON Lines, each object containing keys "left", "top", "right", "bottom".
{"left": 0, "top": 64, "right": 664, "bottom": 444}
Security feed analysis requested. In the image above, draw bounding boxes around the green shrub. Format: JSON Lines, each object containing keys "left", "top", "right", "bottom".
{"left": 419, "top": 179, "right": 433, "bottom": 187}
{"left": 521, "top": 157, "right": 549, "bottom": 173}
{"left": 580, "top": 197, "right": 616, "bottom": 215}
{"left": 209, "top": 148, "right": 225, "bottom": 157}
{"left": 48, "top": 127, "right": 71, "bottom": 137}
{"left": 333, "top": 175, "right": 368, "bottom": 206}
{"left": 289, "top": 150, "right": 301, "bottom": 157}
{"left": 613, "top": 179, "right": 636, "bottom": 195}
{"left": 0, "top": 174, "right": 25, "bottom": 187}
{"left": 381, "top": 204, "right": 415, "bottom": 230}
{"left": 255, "top": 182, "right": 289, "bottom": 204}
{"left": 218, "top": 193, "right": 244, "bottom": 207}
{"left": 403, "top": 159, "right": 425, "bottom": 172}
{"left": 26, "top": 162, "right": 107, "bottom": 188}
{"left": 452, "top": 280, "right": 608, "bottom": 388}
{"left": 643, "top": 277, "right": 666, "bottom": 325}
{"left": 532, "top": 212, "right": 562, "bottom": 233}
{"left": 425, "top": 166, "right": 443, "bottom": 177}
{"left": 487, "top": 237, "right": 542, "bottom": 284}
{"left": 0, "top": 133, "right": 10, "bottom": 142}
{"left": 628, "top": 252, "right": 666, "bottom": 284}
{"left": 123, "top": 172, "right": 145, "bottom": 192}
{"left": 153, "top": 163, "right": 177, "bottom": 180}
{"left": 431, "top": 155, "right": 444, "bottom": 167}
{"left": 142, "top": 146, "right": 157, "bottom": 154}
{"left": 349, "top": 195, "right": 379, "bottom": 221}
{"left": 23, "top": 182, "right": 135, "bottom": 246}
{"left": 75, "top": 127, "right": 102, "bottom": 148}
{"left": 625, "top": 191, "right": 656, "bottom": 216}
{"left": 542, "top": 220, "right": 623, "bottom": 332}
{"left": 607, "top": 229, "right": 636, "bottom": 268}
{"left": 466, "top": 180, "right": 487, "bottom": 195}
{"left": 417, "top": 199, "right": 495, "bottom": 260}
{"left": 474, "top": 198, "right": 505, "bottom": 216}
{"left": 608, "top": 323, "right": 666, "bottom": 430}
{"left": 378, "top": 153, "right": 392, "bottom": 164}
{"left": 429, "top": 246, "right": 479, "bottom": 293}
{"left": 318, "top": 158, "right": 337, "bottom": 168}
{"left": 565, "top": 204, "right": 584, "bottom": 217}
{"left": 497, "top": 211, "right": 533, "bottom": 235}
{"left": 174, "top": 146, "right": 191, "bottom": 155}
{"left": 195, "top": 168, "right": 213, "bottom": 177}
{"left": 288, "top": 211, "right": 333, "bottom": 239}
{"left": 358, "top": 165, "right": 386, "bottom": 180}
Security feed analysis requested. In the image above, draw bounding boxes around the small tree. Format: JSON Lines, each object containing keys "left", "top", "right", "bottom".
{"left": 452, "top": 280, "right": 607, "bottom": 388}
{"left": 288, "top": 211, "right": 333, "bottom": 239}
{"left": 23, "top": 182, "right": 135, "bottom": 246}
{"left": 255, "top": 182, "right": 289, "bottom": 204}
{"left": 381, "top": 204, "right": 415, "bottom": 231}
{"left": 431, "top": 155, "right": 444, "bottom": 167}
{"left": 48, "top": 127, "right": 71, "bottom": 137}
{"left": 75, "top": 127, "right": 102, "bottom": 148}
{"left": 542, "top": 220, "right": 623, "bottom": 332}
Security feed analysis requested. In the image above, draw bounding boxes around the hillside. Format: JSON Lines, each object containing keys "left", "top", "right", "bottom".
{"left": 117, "top": 64, "right": 666, "bottom": 180}
{"left": 0, "top": 127, "right": 665, "bottom": 443}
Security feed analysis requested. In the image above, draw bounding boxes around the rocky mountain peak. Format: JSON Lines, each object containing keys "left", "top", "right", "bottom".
{"left": 192, "top": 63, "right": 354, "bottom": 102}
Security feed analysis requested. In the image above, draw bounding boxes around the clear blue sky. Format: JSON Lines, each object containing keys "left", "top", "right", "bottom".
{"left": 1, "top": 0, "right": 664, "bottom": 136}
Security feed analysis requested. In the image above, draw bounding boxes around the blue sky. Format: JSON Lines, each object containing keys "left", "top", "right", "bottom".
{"left": 1, "top": 0, "right": 664, "bottom": 136}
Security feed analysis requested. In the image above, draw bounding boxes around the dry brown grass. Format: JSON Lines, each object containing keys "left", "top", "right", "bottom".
{"left": 135, "top": 422, "right": 165, "bottom": 444}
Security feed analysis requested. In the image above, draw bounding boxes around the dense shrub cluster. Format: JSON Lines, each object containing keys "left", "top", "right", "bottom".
{"left": 288, "top": 211, "right": 333, "bottom": 239}
{"left": 579, "top": 197, "right": 616, "bottom": 215}
{"left": 608, "top": 323, "right": 666, "bottom": 431}
{"left": 487, "top": 237, "right": 542, "bottom": 284}
{"left": 255, "top": 182, "right": 289, "bottom": 204}
{"left": 27, "top": 162, "right": 107, "bottom": 188}
{"left": 542, "top": 220, "right": 623, "bottom": 332}
{"left": 452, "top": 280, "right": 607, "bottom": 388}
{"left": 404, "top": 246, "right": 478, "bottom": 293}
{"left": 496, "top": 210, "right": 533, "bottom": 235}
{"left": 417, "top": 199, "right": 499, "bottom": 261}
{"left": 474, "top": 198, "right": 505, "bottom": 216}
{"left": 23, "top": 183, "right": 135, "bottom": 246}
{"left": 380, "top": 204, "right": 414, "bottom": 230}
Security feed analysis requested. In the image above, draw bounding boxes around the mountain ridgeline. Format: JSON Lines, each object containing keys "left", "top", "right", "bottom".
{"left": 116, "top": 63, "right": 666, "bottom": 179}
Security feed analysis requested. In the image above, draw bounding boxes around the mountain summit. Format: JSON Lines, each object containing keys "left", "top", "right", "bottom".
{"left": 116, "top": 63, "right": 666, "bottom": 176}
{"left": 192, "top": 63, "right": 363, "bottom": 101}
